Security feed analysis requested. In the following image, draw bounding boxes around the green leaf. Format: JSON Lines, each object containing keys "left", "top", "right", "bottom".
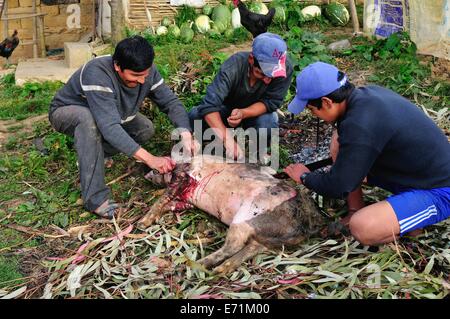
{"left": 423, "top": 255, "right": 435, "bottom": 274}
{"left": 313, "top": 270, "right": 346, "bottom": 283}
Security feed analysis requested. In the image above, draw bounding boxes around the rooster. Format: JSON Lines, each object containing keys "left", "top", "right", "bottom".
{"left": 233, "top": 0, "right": 275, "bottom": 38}
{"left": 0, "top": 30, "right": 20, "bottom": 63}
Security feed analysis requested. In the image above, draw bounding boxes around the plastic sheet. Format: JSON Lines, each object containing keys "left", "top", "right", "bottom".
{"left": 364, "top": 0, "right": 450, "bottom": 59}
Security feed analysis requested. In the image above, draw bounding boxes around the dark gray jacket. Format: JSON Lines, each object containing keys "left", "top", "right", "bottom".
{"left": 195, "top": 52, "right": 293, "bottom": 117}
{"left": 50, "top": 56, "right": 191, "bottom": 157}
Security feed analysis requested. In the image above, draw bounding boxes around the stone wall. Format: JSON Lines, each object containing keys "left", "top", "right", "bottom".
{"left": 0, "top": 0, "right": 94, "bottom": 61}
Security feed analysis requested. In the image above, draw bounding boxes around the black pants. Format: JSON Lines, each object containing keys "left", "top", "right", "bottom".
{"left": 49, "top": 105, "right": 154, "bottom": 211}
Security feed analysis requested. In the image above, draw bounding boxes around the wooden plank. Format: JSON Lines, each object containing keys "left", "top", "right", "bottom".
{"left": 0, "top": 12, "right": 46, "bottom": 20}
{"left": 0, "top": 0, "right": 4, "bottom": 19}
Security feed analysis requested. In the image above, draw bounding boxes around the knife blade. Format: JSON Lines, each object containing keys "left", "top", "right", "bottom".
{"left": 273, "top": 157, "right": 333, "bottom": 179}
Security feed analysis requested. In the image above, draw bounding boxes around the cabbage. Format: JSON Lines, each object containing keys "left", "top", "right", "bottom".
{"left": 231, "top": 8, "right": 241, "bottom": 29}
{"left": 167, "top": 24, "right": 180, "bottom": 38}
{"left": 156, "top": 26, "right": 168, "bottom": 36}
{"left": 195, "top": 15, "right": 211, "bottom": 34}
{"left": 161, "top": 17, "right": 171, "bottom": 27}
{"left": 301, "top": 5, "right": 321, "bottom": 21}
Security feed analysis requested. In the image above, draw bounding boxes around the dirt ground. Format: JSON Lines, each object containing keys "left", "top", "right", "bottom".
{"left": 218, "top": 41, "right": 253, "bottom": 55}
{"left": 431, "top": 58, "right": 450, "bottom": 81}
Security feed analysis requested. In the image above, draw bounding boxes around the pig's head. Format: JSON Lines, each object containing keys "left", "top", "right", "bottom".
{"left": 144, "top": 163, "right": 191, "bottom": 186}
{"left": 144, "top": 163, "right": 197, "bottom": 201}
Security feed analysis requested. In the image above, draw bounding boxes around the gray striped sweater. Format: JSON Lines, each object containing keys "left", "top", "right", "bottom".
{"left": 50, "top": 56, "right": 191, "bottom": 156}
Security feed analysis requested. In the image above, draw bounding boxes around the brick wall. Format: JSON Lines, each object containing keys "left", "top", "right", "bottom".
{"left": 0, "top": 0, "right": 94, "bottom": 61}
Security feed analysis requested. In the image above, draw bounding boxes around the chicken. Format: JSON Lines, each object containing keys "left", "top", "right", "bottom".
{"left": 0, "top": 30, "right": 20, "bottom": 63}
{"left": 233, "top": 0, "right": 275, "bottom": 38}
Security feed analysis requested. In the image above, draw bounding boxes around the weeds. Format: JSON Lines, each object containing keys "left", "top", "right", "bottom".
{"left": 335, "top": 32, "right": 450, "bottom": 111}
{"left": 285, "top": 27, "right": 334, "bottom": 74}
{"left": 0, "top": 75, "right": 63, "bottom": 120}
{"left": 174, "top": 4, "right": 198, "bottom": 27}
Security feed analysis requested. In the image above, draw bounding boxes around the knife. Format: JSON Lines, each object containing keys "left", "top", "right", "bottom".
{"left": 273, "top": 157, "right": 333, "bottom": 179}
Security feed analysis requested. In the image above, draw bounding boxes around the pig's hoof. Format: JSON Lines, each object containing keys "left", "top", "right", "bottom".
{"left": 136, "top": 220, "right": 150, "bottom": 231}
{"left": 197, "top": 257, "right": 216, "bottom": 269}
{"left": 213, "top": 262, "right": 237, "bottom": 275}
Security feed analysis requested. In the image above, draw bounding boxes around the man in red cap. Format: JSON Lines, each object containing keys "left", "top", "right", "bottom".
{"left": 189, "top": 32, "right": 293, "bottom": 160}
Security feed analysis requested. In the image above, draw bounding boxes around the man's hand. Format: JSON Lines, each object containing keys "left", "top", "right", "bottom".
{"left": 180, "top": 131, "right": 201, "bottom": 156}
{"left": 283, "top": 163, "right": 310, "bottom": 183}
{"left": 148, "top": 156, "right": 176, "bottom": 174}
{"left": 227, "top": 108, "right": 243, "bottom": 128}
{"left": 134, "top": 147, "right": 176, "bottom": 174}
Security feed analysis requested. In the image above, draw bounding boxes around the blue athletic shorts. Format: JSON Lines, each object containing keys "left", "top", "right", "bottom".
{"left": 366, "top": 176, "right": 450, "bottom": 236}
{"left": 387, "top": 188, "right": 450, "bottom": 236}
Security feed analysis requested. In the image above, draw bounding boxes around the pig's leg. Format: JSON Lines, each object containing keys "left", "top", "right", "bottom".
{"left": 213, "top": 239, "right": 268, "bottom": 274}
{"left": 198, "top": 222, "right": 255, "bottom": 269}
{"left": 137, "top": 193, "right": 173, "bottom": 229}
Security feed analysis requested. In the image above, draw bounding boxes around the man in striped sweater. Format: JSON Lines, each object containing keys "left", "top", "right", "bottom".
{"left": 49, "top": 36, "right": 196, "bottom": 219}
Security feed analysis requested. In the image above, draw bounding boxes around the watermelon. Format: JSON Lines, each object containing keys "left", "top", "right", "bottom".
{"left": 211, "top": 5, "right": 231, "bottom": 33}
{"left": 202, "top": 4, "right": 213, "bottom": 16}
{"left": 180, "top": 23, "right": 194, "bottom": 43}
{"left": 274, "top": 6, "right": 286, "bottom": 24}
{"left": 142, "top": 27, "right": 154, "bottom": 36}
{"left": 301, "top": 5, "right": 321, "bottom": 21}
{"left": 248, "top": 1, "right": 269, "bottom": 15}
{"left": 161, "top": 17, "right": 171, "bottom": 27}
{"left": 167, "top": 24, "right": 180, "bottom": 38}
{"left": 324, "top": 2, "right": 350, "bottom": 26}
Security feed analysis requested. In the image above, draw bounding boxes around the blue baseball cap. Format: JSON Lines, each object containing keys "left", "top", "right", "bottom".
{"left": 288, "top": 62, "right": 348, "bottom": 114}
{"left": 252, "top": 33, "right": 287, "bottom": 78}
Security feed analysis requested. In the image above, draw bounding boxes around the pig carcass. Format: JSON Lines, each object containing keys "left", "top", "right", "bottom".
{"left": 137, "top": 155, "right": 325, "bottom": 274}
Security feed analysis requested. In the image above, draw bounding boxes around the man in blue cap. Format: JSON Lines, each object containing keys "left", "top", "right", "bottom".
{"left": 189, "top": 32, "right": 293, "bottom": 159}
{"left": 284, "top": 61, "right": 450, "bottom": 245}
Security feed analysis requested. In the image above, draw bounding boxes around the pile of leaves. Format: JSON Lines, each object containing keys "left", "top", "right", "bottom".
{"left": 1, "top": 210, "right": 448, "bottom": 299}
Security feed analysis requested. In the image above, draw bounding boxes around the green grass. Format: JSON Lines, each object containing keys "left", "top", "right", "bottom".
{"left": 333, "top": 33, "right": 450, "bottom": 112}
{"left": 0, "top": 74, "right": 63, "bottom": 120}
{"left": 0, "top": 228, "right": 41, "bottom": 289}
{"left": 0, "top": 257, "right": 23, "bottom": 289}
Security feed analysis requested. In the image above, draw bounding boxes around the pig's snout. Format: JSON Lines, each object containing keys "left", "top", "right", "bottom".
{"left": 144, "top": 170, "right": 173, "bottom": 185}
{"left": 137, "top": 216, "right": 151, "bottom": 230}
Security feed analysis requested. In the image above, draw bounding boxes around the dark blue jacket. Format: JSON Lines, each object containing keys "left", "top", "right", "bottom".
{"left": 304, "top": 85, "right": 450, "bottom": 198}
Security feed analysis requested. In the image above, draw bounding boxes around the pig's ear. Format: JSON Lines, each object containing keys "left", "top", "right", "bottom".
{"left": 259, "top": 166, "right": 277, "bottom": 176}
{"left": 163, "top": 172, "right": 173, "bottom": 184}
{"left": 144, "top": 170, "right": 166, "bottom": 185}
